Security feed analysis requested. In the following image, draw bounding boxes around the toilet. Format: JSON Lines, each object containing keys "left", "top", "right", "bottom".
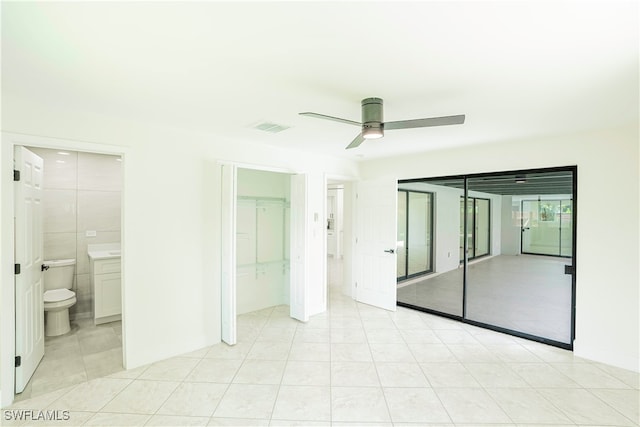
{"left": 43, "top": 259, "right": 77, "bottom": 337}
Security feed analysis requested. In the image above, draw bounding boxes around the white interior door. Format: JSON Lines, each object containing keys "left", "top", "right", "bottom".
{"left": 354, "top": 177, "right": 398, "bottom": 311}
{"left": 14, "top": 146, "right": 45, "bottom": 393}
{"left": 289, "top": 174, "right": 308, "bottom": 322}
{"left": 221, "top": 164, "right": 237, "bottom": 345}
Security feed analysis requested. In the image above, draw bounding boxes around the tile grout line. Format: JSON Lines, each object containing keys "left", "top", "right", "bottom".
{"left": 357, "top": 302, "right": 393, "bottom": 424}
{"left": 264, "top": 308, "right": 296, "bottom": 425}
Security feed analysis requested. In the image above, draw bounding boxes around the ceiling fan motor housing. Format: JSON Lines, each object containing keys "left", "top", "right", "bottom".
{"left": 362, "top": 97, "right": 384, "bottom": 138}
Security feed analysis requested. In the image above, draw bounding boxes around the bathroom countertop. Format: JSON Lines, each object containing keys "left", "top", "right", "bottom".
{"left": 87, "top": 243, "right": 121, "bottom": 260}
{"left": 88, "top": 250, "right": 121, "bottom": 260}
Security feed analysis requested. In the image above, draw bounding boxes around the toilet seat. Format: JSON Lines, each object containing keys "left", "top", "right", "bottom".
{"left": 44, "top": 288, "right": 75, "bottom": 303}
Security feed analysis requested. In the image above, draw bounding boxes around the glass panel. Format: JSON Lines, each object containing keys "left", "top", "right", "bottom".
{"left": 466, "top": 172, "right": 574, "bottom": 345}
{"left": 397, "top": 179, "right": 464, "bottom": 317}
{"left": 397, "top": 191, "right": 407, "bottom": 279}
{"left": 560, "top": 199, "right": 573, "bottom": 257}
{"left": 407, "top": 192, "right": 431, "bottom": 276}
{"left": 523, "top": 200, "right": 561, "bottom": 256}
{"left": 474, "top": 198, "right": 490, "bottom": 257}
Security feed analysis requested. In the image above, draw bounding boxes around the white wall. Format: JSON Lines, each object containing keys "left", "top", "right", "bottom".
{"left": 0, "top": 100, "right": 359, "bottom": 406}
{"left": 361, "top": 123, "right": 640, "bottom": 372}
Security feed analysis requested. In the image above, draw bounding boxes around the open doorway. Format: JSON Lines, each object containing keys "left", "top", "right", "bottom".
{"left": 10, "top": 144, "right": 125, "bottom": 404}
{"left": 326, "top": 183, "right": 344, "bottom": 294}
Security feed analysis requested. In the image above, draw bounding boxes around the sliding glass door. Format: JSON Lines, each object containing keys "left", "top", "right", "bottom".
{"left": 397, "top": 180, "right": 463, "bottom": 317}
{"left": 397, "top": 167, "right": 577, "bottom": 349}
{"left": 397, "top": 190, "right": 433, "bottom": 281}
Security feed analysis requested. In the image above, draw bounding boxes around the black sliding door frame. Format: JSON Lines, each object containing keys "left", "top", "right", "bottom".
{"left": 397, "top": 166, "right": 577, "bottom": 351}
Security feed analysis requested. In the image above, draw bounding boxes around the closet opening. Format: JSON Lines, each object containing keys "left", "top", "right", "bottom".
{"left": 235, "top": 168, "right": 291, "bottom": 321}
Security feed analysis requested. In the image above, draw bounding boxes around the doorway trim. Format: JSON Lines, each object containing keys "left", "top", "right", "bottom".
{"left": 1, "top": 132, "right": 129, "bottom": 407}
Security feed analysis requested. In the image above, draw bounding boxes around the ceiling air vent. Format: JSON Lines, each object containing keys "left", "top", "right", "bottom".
{"left": 252, "top": 122, "right": 290, "bottom": 133}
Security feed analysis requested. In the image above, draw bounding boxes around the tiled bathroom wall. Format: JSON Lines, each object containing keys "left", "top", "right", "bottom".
{"left": 30, "top": 147, "right": 122, "bottom": 320}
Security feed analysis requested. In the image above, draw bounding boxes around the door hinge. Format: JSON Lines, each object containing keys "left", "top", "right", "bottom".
{"left": 355, "top": 282, "right": 358, "bottom": 288}
{"left": 15, "top": 356, "right": 21, "bottom": 367}
{"left": 13, "top": 170, "right": 20, "bottom": 182}
{"left": 14, "top": 264, "right": 21, "bottom": 275}
{"left": 355, "top": 237, "right": 358, "bottom": 244}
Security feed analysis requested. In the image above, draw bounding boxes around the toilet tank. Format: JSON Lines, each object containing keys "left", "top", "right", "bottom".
{"left": 43, "top": 259, "right": 76, "bottom": 291}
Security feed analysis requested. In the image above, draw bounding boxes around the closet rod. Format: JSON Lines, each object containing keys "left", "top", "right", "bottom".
{"left": 237, "top": 196, "right": 288, "bottom": 202}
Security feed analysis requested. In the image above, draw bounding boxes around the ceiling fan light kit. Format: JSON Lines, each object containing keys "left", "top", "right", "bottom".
{"left": 300, "top": 97, "right": 466, "bottom": 150}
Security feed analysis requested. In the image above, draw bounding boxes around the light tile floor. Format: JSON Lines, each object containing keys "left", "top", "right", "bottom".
{"left": 4, "top": 292, "right": 639, "bottom": 426}
{"left": 14, "top": 318, "right": 123, "bottom": 403}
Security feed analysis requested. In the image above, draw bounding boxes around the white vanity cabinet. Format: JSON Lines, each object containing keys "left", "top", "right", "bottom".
{"left": 88, "top": 244, "right": 122, "bottom": 325}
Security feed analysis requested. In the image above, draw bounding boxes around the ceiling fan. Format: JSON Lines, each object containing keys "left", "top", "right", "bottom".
{"left": 299, "top": 97, "right": 465, "bottom": 149}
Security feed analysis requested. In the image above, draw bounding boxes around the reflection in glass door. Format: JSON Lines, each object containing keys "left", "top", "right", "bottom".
{"left": 460, "top": 197, "right": 491, "bottom": 262}
{"left": 522, "top": 199, "right": 572, "bottom": 257}
{"left": 397, "top": 190, "right": 433, "bottom": 281}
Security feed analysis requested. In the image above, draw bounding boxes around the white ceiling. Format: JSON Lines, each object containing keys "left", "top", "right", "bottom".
{"left": 2, "top": 1, "right": 638, "bottom": 160}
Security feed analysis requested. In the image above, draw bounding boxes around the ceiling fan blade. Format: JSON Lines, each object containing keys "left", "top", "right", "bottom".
{"left": 384, "top": 114, "right": 466, "bottom": 130}
{"left": 345, "top": 133, "right": 365, "bottom": 150}
{"left": 299, "top": 112, "right": 361, "bottom": 126}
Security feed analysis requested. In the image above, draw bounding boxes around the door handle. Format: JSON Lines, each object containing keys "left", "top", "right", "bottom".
{"left": 41, "top": 264, "right": 49, "bottom": 272}
{"left": 384, "top": 249, "right": 395, "bottom": 254}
